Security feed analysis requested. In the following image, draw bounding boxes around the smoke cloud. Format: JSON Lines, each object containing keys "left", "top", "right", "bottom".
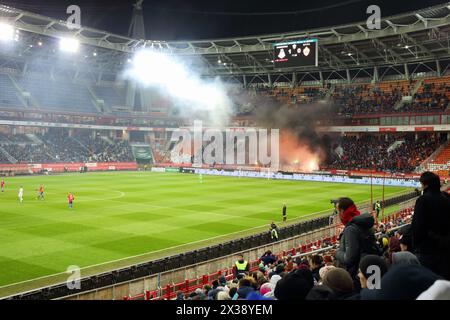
{"left": 123, "top": 50, "right": 232, "bottom": 127}
{"left": 233, "top": 90, "right": 334, "bottom": 171}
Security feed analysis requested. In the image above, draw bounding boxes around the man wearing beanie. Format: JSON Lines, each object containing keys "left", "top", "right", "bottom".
{"left": 322, "top": 268, "right": 357, "bottom": 300}
{"left": 335, "top": 197, "right": 381, "bottom": 290}
{"left": 360, "top": 264, "right": 441, "bottom": 300}
{"left": 358, "top": 254, "right": 388, "bottom": 290}
{"left": 274, "top": 269, "right": 314, "bottom": 300}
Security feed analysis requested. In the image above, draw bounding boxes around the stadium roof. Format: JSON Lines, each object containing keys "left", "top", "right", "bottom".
{"left": 1, "top": 2, "right": 450, "bottom": 78}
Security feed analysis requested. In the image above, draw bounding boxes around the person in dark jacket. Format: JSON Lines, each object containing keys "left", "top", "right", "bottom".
{"left": 308, "top": 254, "right": 324, "bottom": 283}
{"left": 335, "top": 197, "right": 380, "bottom": 290}
{"left": 412, "top": 172, "right": 450, "bottom": 280}
{"left": 260, "top": 250, "right": 277, "bottom": 266}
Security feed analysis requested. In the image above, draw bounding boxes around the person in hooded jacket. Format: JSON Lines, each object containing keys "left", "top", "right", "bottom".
{"left": 335, "top": 197, "right": 381, "bottom": 290}
{"left": 412, "top": 171, "right": 450, "bottom": 280}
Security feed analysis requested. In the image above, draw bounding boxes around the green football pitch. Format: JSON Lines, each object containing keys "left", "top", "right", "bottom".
{"left": 0, "top": 171, "right": 411, "bottom": 297}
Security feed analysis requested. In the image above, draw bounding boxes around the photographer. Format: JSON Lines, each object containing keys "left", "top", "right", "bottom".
{"left": 269, "top": 221, "right": 279, "bottom": 241}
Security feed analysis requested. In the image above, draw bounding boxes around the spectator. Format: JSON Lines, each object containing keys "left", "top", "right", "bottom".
{"left": 308, "top": 254, "right": 324, "bottom": 282}
{"left": 412, "top": 171, "right": 450, "bottom": 279}
{"left": 322, "top": 268, "right": 357, "bottom": 300}
{"left": 306, "top": 285, "right": 335, "bottom": 300}
{"left": 358, "top": 255, "right": 388, "bottom": 290}
{"left": 260, "top": 250, "right": 276, "bottom": 266}
{"left": 335, "top": 197, "right": 380, "bottom": 289}
{"left": 360, "top": 264, "right": 441, "bottom": 300}
{"left": 391, "top": 252, "right": 420, "bottom": 266}
{"left": 387, "top": 237, "right": 401, "bottom": 264}
{"left": 398, "top": 224, "right": 413, "bottom": 252}
{"left": 235, "top": 277, "right": 255, "bottom": 299}
{"left": 216, "top": 291, "right": 231, "bottom": 300}
{"left": 274, "top": 269, "right": 314, "bottom": 300}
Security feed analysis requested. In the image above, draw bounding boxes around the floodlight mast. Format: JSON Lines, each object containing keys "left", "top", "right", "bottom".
{"left": 126, "top": 0, "right": 147, "bottom": 112}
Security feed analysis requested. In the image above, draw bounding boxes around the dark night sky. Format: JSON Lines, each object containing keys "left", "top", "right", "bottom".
{"left": 1, "top": 0, "right": 447, "bottom": 40}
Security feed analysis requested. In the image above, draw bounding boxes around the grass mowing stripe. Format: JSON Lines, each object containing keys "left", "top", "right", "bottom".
{"left": 0, "top": 171, "right": 411, "bottom": 297}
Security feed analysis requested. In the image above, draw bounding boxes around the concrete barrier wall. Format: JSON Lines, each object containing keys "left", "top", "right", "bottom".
{"left": 63, "top": 225, "right": 336, "bottom": 300}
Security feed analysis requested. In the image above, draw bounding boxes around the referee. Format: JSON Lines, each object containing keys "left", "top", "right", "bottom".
{"left": 282, "top": 204, "right": 287, "bottom": 222}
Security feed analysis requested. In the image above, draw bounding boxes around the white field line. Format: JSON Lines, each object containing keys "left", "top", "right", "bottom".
{"left": 0, "top": 208, "right": 332, "bottom": 290}
{"left": 0, "top": 186, "right": 412, "bottom": 290}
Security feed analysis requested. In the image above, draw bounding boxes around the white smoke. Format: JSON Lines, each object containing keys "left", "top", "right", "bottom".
{"left": 123, "top": 49, "right": 232, "bottom": 127}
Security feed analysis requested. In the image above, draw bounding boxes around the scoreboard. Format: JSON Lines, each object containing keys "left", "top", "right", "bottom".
{"left": 274, "top": 38, "right": 318, "bottom": 69}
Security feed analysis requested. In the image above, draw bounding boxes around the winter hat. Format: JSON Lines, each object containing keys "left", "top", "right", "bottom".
{"left": 359, "top": 255, "right": 388, "bottom": 279}
{"left": 216, "top": 291, "right": 231, "bottom": 300}
{"left": 306, "top": 285, "right": 335, "bottom": 300}
{"left": 270, "top": 274, "right": 282, "bottom": 286}
{"left": 259, "top": 282, "right": 273, "bottom": 296}
{"left": 322, "top": 268, "right": 354, "bottom": 294}
{"left": 237, "top": 286, "right": 254, "bottom": 299}
{"left": 319, "top": 265, "right": 336, "bottom": 281}
{"left": 275, "top": 264, "right": 285, "bottom": 274}
{"left": 391, "top": 252, "right": 420, "bottom": 266}
{"left": 219, "top": 275, "right": 227, "bottom": 286}
{"left": 416, "top": 280, "right": 450, "bottom": 300}
{"left": 361, "top": 264, "right": 441, "bottom": 300}
{"left": 274, "top": 270, "right": 314, "bottom": 300}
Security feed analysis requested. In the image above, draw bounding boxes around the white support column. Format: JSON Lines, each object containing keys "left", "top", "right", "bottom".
{"left": 292, "top": 72, "right": 297, "bottom": 88}
{"left": 373, "top": 66, "right": 379, "bottom": 83}
{"left": 404, "top": 63, "right": 410, "bottom": 81}
{"left": 436, "top": 60, "right": 441, "bottom": 77}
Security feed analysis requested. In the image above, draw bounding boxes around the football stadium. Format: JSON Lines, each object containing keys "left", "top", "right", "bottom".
{"left": 0, "top": 0, "right": 450, "bottom": 303}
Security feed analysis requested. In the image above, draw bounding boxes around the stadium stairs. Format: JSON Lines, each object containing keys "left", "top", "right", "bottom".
{"left": 25, "top": 134, "right": 44, "bottom": 145}
{"left": 425, "top": 141, "right": 450, "bottom": 177}
{"left": 0, "top": 146, "right": 18, "bottom": 164}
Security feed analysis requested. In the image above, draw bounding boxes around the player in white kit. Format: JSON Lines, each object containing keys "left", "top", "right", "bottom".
{"left": 18, "top": 186, "right": 24, "bottom": 203}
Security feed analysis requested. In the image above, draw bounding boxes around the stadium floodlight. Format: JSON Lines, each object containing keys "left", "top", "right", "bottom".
{"left": 0, "top": 22, "right": 15, "bottom": 42}
{"left": 59, "top": 37, "right": 80, "bottom": 53}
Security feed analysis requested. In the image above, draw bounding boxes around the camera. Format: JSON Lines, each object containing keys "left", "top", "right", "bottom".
{"left": 330, "top": 199, "right": 338, "bottom": 205}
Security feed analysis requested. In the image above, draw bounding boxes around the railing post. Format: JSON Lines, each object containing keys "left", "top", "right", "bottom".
{"left": 165, "top": 284, "right": 171, "bottom": 300}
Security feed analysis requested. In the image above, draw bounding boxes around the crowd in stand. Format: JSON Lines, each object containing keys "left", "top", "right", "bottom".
{"left": 332, "top": 82, "right": 449, "bottom": 115}
{"left": 176, "top": 172, "right": 450, "bottom": 300}
{"left": 327, "top": 134, "right": 443, "bottom": 173}
{"left": 333, "top": 84, "right": 405, "bottom": 115}
{"left": 0, "top": 130, "right": 134, "bottom": 163}
{"left": 402, "top": 83, "right": 450, "bottom": 113}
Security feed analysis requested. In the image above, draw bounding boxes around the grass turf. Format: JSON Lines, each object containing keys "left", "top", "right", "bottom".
{"left": 0, "top": 171, "right": 410, "bottom": 296}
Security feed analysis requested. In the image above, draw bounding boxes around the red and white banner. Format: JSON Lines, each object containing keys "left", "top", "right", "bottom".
{"left": 0, "top": 162, "right": 137, "bottom": 173}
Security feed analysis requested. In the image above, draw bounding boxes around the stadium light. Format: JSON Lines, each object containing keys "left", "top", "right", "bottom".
{"left": 59, "top": 37, "right": 80, "bottom": 53}
{"left": 0, "top": 22, "right": 15, "bottom": 42}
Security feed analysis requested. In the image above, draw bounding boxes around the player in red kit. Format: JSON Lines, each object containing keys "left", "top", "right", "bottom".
{"left": 1, "top": 179, "right": 4, "bottom": 192}
{"left": 68, "top": 192, "right": 75, "bottom": 209}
